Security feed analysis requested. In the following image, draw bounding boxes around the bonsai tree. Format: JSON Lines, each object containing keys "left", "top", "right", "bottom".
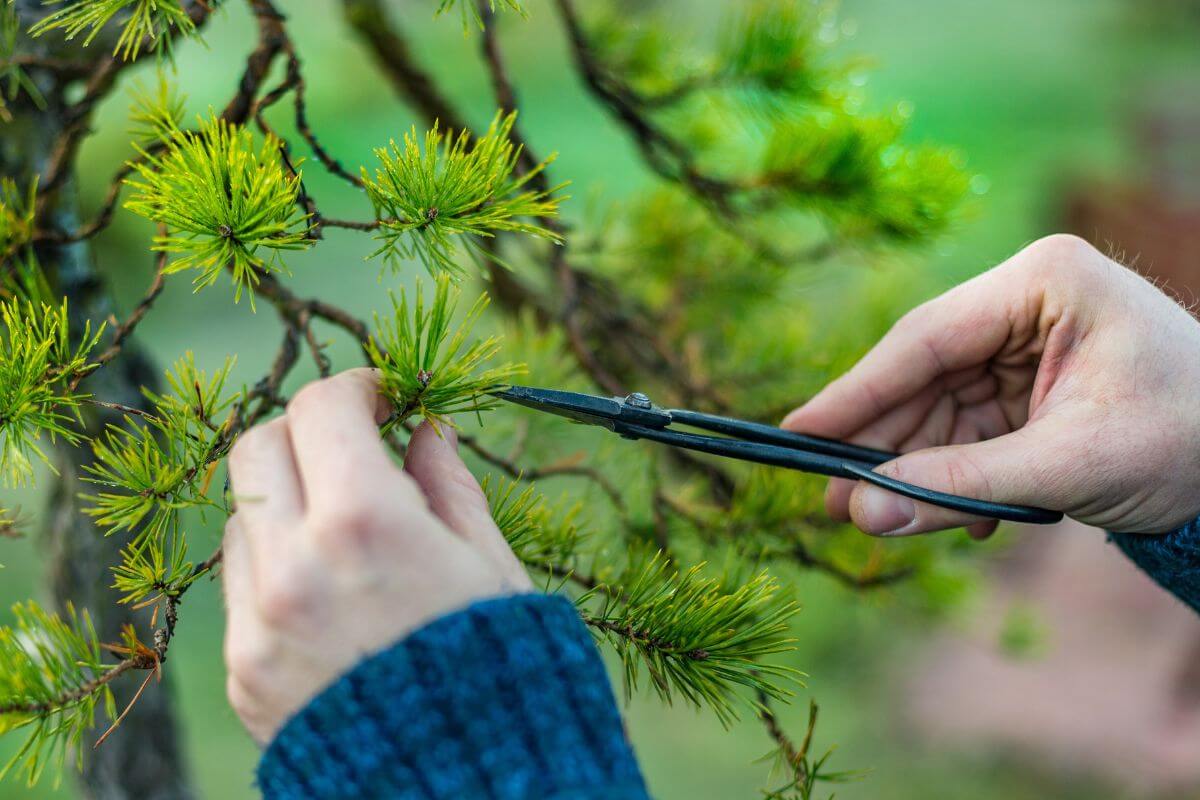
{"left": 0, "top": 0, "right": 972, "bottom": 796}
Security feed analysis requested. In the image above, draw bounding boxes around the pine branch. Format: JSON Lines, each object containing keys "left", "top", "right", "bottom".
{"left": 583, "top": 551, "right": 802, "bottom": 727}
{"left": 0, "top": 297, "right": 102, "bottom": 487}
{"left": 484, "top": 475, "right": 583, "bottom": 569}
{"left": 0, "top": 602, "right": 121, "bottom": 788}
{"left": 81, "top": 355, "right": 238, "bottom": 541}
{"left": 340, "top": 0, "right": 469, "bottom": 132}
{"left": 368, "top": 275, "right": 524, "bottom": 427}
{"left": 758, "top": 699, "right": 867, "bottom": 800}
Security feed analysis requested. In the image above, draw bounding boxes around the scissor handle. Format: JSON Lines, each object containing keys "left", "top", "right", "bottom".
{"left": 667, "top": 409, "right": 894, "bottom": 465}
{"left": 617, "top": 422, "right": 1063, "bottom": 526}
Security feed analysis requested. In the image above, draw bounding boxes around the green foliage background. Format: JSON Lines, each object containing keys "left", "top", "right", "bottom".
{"left": 0, "top": 0, "right": 1195, "bottom": 797}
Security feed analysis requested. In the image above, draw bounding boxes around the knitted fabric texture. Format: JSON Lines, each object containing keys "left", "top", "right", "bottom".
{"left": 1111, "top": 516, "right": 1200, "bottom": 613}
{"left": 257, "top": 593, "right": 649, "bottom": 800}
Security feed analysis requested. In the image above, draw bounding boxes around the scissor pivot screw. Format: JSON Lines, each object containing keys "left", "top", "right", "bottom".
{"left": 624, "top": 392, "right": 653, "bottom": 409}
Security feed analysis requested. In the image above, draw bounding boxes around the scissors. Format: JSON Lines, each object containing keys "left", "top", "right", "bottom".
{"left": 492, "top": 385, "right": 1062, "bottom": 525}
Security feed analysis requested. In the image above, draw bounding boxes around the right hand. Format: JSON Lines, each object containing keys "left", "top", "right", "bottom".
{"left": 782, "top": 234, "right": 1200, "bottom": 538}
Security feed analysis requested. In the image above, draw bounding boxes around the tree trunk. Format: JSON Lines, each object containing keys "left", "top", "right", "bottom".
{"left": 5, "top": 7, "right": 196, "bottom": 798}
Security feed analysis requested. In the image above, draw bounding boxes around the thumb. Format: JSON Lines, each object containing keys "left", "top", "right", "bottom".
{"left": 849, "top": 428, "right": 1060, "bottom": 538}
{"left": 403, "top": 420, "right": 530, "bottom": 587}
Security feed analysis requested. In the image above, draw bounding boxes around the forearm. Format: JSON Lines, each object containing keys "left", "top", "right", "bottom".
{"left": 1110, "top": 517, "right": 1200, "bottom": 614}
{"left": 257, "top": 594, "right": 649, "bottom": 800}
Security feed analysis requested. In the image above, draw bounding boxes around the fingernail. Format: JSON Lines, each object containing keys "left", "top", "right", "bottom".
{"left": 858, "top": 486, "right": 916, "bottom": 535}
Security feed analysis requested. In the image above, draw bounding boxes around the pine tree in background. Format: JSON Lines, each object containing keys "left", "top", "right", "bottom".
{"left": 0, "top": 0, "right": 974, "bottom": 796}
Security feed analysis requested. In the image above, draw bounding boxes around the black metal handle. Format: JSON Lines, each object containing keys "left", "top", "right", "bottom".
{"left": 617, "top": 422, "right": 1063, "bottom": 526}
{"left": 667, "top": 408, "right": 894, "bottom": 465}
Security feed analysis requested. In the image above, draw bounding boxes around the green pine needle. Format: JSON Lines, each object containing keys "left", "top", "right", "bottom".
{"left": 0, "top": 177, "right": 37, "bottom": 264}
{"left": 368, "top": 275, "right": 525, "bottom": 427}
{"left": 760, "top": 110, "right": 970, "bottom": 241}
{"left": 1, "top": 4, "right": 46, "bottom": 122}
{"left": 720, "top": 0, "right": 842, "bottom": 105}
{"left": 82, "top": 354, "right": 237, "bottom": 540}
{"left": 29, "top": 0, "right": 196, "bottom": 61}
{"left": 0, "top": 298, "right": 102, "bottom": 488}
{"left": 585, "top": 551, "right": 803, "bottom": 727}
{"left": 484, "top": 475, "right": 583, "bottom": 569}
{"left": 436, "top": 0, "right": 526, "bottom": 33}
{"left": 111, "top": 523, "right": 194, "bottom": 605}
{"left": 0, "top": 602, "right": 116, "bottom": 788}
{"left": 125, "top": 112, "right": 312, "bottom": 307}
{"left": 361, "top": 111, "right": 565, "bottom": 277}
{"left": 128, "top": 73, "right": 185, "bottom": 143}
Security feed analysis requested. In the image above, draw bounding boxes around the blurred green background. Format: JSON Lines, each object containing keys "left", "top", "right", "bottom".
{"left": 3, "top": 0, "right": 1199, "bottom": 797}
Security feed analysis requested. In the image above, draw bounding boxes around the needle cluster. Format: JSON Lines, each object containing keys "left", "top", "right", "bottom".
{"left": 0, "top": 5, "right": 43, "bottom": 123}
{"left": 29, "top": 0, "right": 196, "bottom": 60}
{"left": 0, "top": 298, "right": 101, "bottom": 487}
{"left": 361, "top": 111, "right": 565, "bottom": 277}
{"left": 0, "top": 178, "right": 35, "bottom": 262}
{"left": 485, "top": 476, "right": 583, "bottom": 569}
{"left": 761, "top": 110, "right": 970, "bottom": 241}
{"left": 125, "top": 113, "right": 311, "bottom": 305}
{"left": 82, "top": 355, "right": 238, "bottom": 542}
{"left": 584, "top": 551, "right": 802, "bottom": 727}
{"left": 368, "top": 275, "right": 524, "bottom": 427}
{"left": 0, "top": 602, "right": 115, "bottom": 788}
{"left": 436, "top": 0, "right": 526, "bottom": 32}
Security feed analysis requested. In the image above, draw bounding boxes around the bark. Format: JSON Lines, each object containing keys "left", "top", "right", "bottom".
{"left": 5, "top": 5, "right": 195, "bottom": 798}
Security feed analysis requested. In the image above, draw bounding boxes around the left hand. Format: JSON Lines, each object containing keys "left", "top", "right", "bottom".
{"left": 221, "top": 368, "right": 530, "bottom": 744}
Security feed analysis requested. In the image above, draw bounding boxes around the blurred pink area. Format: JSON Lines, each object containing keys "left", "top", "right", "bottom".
{"left": 906, "top": 521, "right": 1200, "bottom": 795}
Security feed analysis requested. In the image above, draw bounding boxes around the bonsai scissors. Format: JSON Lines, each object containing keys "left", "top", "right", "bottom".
{"left": 492, "top": 385, "right": 1062, "bottom": 525}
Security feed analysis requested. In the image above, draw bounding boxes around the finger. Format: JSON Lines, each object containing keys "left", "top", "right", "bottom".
{"left": 285, "top": 368, "right": 407, "bottom": 511}
{"left": 968, "top": 520, "right": 999, "bottom": 540}
{"left": 404, "top": 420, "right": 531, "bottom": 589}
{"left": 781, "top": 269, "right": 1022, "bottom": 440}
{"left": 221, "top": 518, "right": 265, "bottom": 676}
{"left": 846, "top": 425, "right": 1065, "bottom": 536}
{"left": 822, "top": 374, "right": 1014, "bottom": 523}
{"left": 227, "top": 417, "right": 304, "bottom": 524}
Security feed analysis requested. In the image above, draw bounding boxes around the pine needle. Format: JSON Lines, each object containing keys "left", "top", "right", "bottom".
{"left": 29, "top": 0, "right": 197, "bottom": 61}
{"left": 368, "top": 275, "right": 525, "bottom": 427}
{"left": 125, "top": 113, "right": 312, "bottom": 307}
{"left": 361, "top": 111, "right": 565, "bottom": 277}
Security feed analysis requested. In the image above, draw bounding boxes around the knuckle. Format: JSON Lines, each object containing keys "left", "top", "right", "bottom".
{"left": 256, "top": 570, "right": 315, "bottom": 627}
{"left": 445, "top": 465, "right": 487, "bottom": 504}
{"left": 225, "top": 637, "right": 275, "bottom": 689}
{"left": 1022, "top": 234, "right": 1105, "bottom": 280}
{"left": 286, "top": 379, "right": 334, "bottom": 418}
{"left": 226, "top": 674, "right": 254, "bottom": 716}
{"left": 305, "top": 504, "right": 381, "bottom": 547}
{"left": 229, "top": 418, "right": 286, "bottom": 470}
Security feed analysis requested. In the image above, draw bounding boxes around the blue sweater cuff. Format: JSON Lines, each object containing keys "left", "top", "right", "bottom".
{"left": 1110, "top": 516, "right": 1200, "bottom": 613}
{"left": 257, "top": 593, "right": 648, "bottom": 800}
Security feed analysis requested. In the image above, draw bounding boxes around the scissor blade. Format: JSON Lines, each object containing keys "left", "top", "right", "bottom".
{"left": 492, "top": 385, "right": 624, "bottom": 429}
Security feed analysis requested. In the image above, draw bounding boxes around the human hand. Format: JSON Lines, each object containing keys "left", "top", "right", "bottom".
{"left": 221, "top": 368, "right": 530, "bottom": 743}
{"left": 783, "top": 234, "right": 1200, "bottom": 539}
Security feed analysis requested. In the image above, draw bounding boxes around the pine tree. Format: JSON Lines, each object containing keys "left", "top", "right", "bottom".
{"left": 0, "top": 0, "right": 977, "bottom": 795}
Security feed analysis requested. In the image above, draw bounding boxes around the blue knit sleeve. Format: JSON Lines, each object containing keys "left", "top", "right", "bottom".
{"left": 257, "top": 594, "right": 649, "bottom": 800}
{"left": 1110, "top": 516, "right": 1200, "bottom": 613}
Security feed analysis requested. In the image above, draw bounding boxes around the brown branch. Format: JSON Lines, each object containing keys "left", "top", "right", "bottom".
{"left": 0, "top": 658, "right": 142, "bottom": 716}
{"left": 35, "top": 4, "right": 215, "bottom": 203}
{"left": 340, "top": 0, "right": 469, "bottom": 132}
